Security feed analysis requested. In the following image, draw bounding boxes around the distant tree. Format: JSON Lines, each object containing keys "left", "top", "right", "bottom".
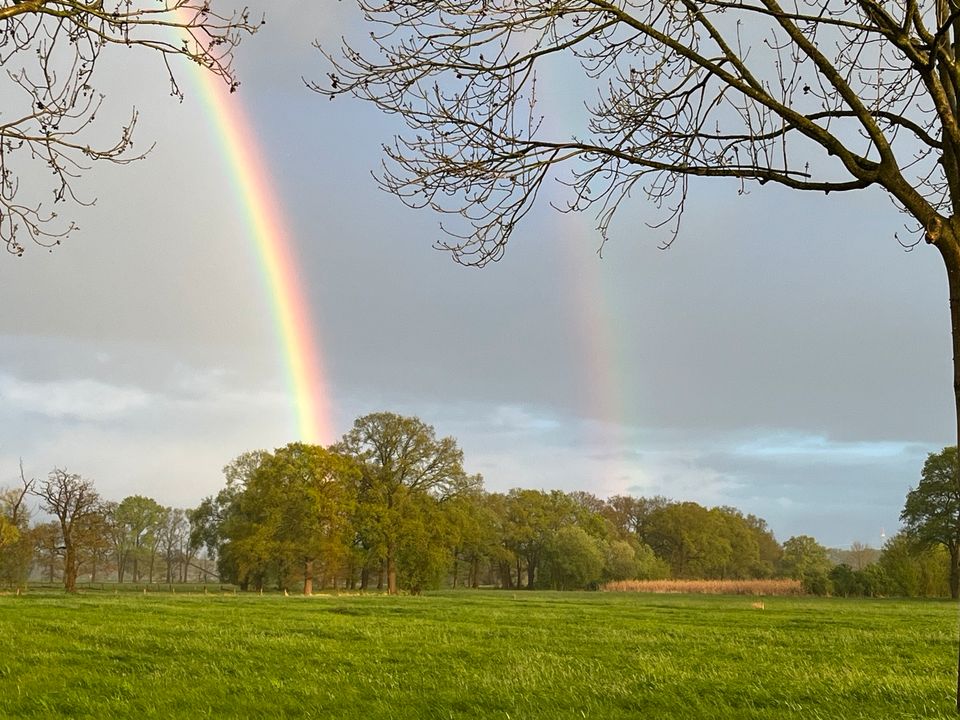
{"left": 780, "top": 535, "right": 832, "bottom": 594}
{"left": 542, "top": 525, "right": 605, "bottom": 590}
{"left": 446, "top": 490, "right": 501, "bottom": 589}
{"left": 337, "top": 412, "right": 481, "bottom": 594}
{"left": 714, "top": 507, "right": 762, "bottom": 580}
{"left": 32, "top": 468, "right": 100, "bottom": 592}
{"left": 113, "top": 495, "right": 166, "bottom": 583}
{"left": 157, "top": 509, "right": 189, "bottom": 585}
{"left": 880, "top": 531, "right": 952, "bottom": 597}
{"left": 901, "top": 446, "right": 960, "bottom": 599}
{"left": 603, "top": 539, "right": 640, "bottom": 583}
{"left": 633, "top": 542, "right": 671, "bottom": 581}
{"left": 0, "top": 462, "right": 35, "bottom": 588}
{"left": 75, "top": 507, "right": 113, "bottom": 583}
{"left": 744, "top": 515, "right": 782, "bottom": 578}
{"left": 848, "top": 541, "right": 877, "bottom": 571}
{"left": 394, "top": 493, "right": 456, "bottom": 594}
{"left": 602, "top": 495, "right": 669, "bottom": 544}
{"left": 33, "top": 521, "right": 62, "bottom": 584}
{"left": 0, "top": 1, "right": 260, "bottom": 255}
{"left": 645, "top": 502, "right": 732, "bottom": 579}
{"left": 247, "top": 443, "right": 358, "bottom": 595}
{"left": 501, "top": 489, "right": 577, "bottom": 588}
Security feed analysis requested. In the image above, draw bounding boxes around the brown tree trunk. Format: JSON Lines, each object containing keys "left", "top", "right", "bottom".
{"left": 360, "top": 566, "right": 369, "bottom": 590}
{"left": 935, "top": 230, "right": 960, "bottom": 711}
{"left": 304, "top": 558, "right": 314, "bottom": 596}
{"left": 64, "top": 544, "right": 78, "bottom": 593}
{"left": 377, "top": 562, "right": 384, "bottom": 591}
{"left": 499, "top": 561, "right": 513, "bottom": 589}
{"left": 386, "top": 542, "right": 398, "bottom": 595}
{"left": 951, "top": 545, "right": 960, "bottom": 601}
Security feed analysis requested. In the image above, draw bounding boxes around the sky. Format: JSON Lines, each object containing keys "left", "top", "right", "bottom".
{"left": 0, "top": 3, "right": 954, "bottom": 548}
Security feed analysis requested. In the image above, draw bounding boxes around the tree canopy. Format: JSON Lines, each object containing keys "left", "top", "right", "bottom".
{"left": 901, "top": 446, "right": 960, "bottom": 598}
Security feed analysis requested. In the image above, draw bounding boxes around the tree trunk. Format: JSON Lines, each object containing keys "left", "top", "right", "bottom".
{"left": 499, "top": 560, "right": 513, "bottom": 589}
{"left": 377, "top": 562, "right": 384, "bottom": 591}
{"left": 526, "top": 558, "right": 536, "bottom": 589}
{"left": 386, "top": 542, "right": 398, "bottom": 595}
{"left": 951, "top": 545, "right": 960, "bottom": 601}
{"left": 64, "top": 544, "right": 78, "bottom": 593}
{"left": 936, "top": 232, "right": 960, "bottom": 711}
{"left": 360, "top": 565, "right": 369, "bottom": 590}
{"left": 304, "top": 558, "right": 314, "bottom": 596}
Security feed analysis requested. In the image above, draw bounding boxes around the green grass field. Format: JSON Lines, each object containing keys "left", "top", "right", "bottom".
{"left": 0, "top": 591, "right": 956, "bottom": 719}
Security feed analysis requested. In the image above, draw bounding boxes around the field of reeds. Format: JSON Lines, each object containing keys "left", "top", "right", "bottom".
{"left": 600, "top": 578, "right": 804, "bottom": 595}
{"left": 0, "top": 590, "right": 954, "bottom": 718}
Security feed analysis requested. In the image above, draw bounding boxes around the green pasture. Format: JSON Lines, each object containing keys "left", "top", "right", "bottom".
{"left": 0, "top": 591, "right": 956, "bottom": 719}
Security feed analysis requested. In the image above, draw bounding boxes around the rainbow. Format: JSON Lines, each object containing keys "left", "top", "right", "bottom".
{"left": 188, "top": 53, "right": 333, "bottom": 444}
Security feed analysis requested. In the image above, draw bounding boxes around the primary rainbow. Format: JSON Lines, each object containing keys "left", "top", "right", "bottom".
{"left": 188, "top": 60, "right": 333, "bottom": 445}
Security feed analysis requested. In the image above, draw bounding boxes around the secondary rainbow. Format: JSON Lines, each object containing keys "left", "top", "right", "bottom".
{"left": 188, "top": 64, "right": 333, "bottom": 445}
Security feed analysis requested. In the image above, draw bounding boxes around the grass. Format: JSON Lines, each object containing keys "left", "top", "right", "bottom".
{"left": 0, "top": 590, "right": 957, "bottom": 719}
{"left": 601, "top": 578, "right": 804, "bottom": 594}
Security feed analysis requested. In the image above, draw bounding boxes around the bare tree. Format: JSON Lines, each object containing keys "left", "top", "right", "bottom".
{"left": 33, "top": 468, "right": 100, "bottom": 592}
{"left": 0, "top": 459, "right": 34, "bottom": 550}
{"left": 0, "top": 1, "right": 261, "bottom": 256}
{"left": 318, "top": 1, "right": 960, "bottom": 706}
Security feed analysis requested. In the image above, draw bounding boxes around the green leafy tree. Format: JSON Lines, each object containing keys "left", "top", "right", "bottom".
{"left": 603, "top": 539, "right": 641, "bottom": 582}
{"left": 542, "top": 525, "right": 605, "bottom": 590}
{"left": 247, "top": 443, "right": 358, "bottom": 595}
{"left": 337, "top": 412, "right": 480, "bottom": 594}
{"left": 112, "top": 495, "right": 166, "bottom": 583}
{"left": 645, "top": 502, "right": 732, "bottom": 579}
{"left": 901, "top": 446, "right": 960, "bottom": 599}
{"left": 446, "top": 490, "right": 501, "bottom": 589}
{"left": 602, "top": 495, "right": 669, "bottom": 544}
{"left": 394, "top": 493, "right": 457, "bottom": 594}
{"left": 0, "top": 464, "right": 34, "bottom": 588}
{"left": 780, "top": 535, "right": 832, "bottom": 594}
{"left": 880, "top": 531, "right": 952, "bottom": 597}
{"left": 502, "top": 489, "right": 577, "bottom": 589}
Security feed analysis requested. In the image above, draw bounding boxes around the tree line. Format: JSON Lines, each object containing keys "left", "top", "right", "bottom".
{"left": 2, "top": 413, "right": 959, "bottom": 597}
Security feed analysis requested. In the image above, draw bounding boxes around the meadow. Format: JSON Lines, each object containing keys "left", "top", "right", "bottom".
{"left": 0, "top": 590, "right": 956, "bottom": 719}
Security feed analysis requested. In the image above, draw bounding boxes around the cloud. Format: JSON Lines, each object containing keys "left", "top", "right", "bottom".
{"left": 0, "top": 374, "right": 152, "bottom": 421}
{"left": 733, "top": 433, "right": 922, "bottom": 463}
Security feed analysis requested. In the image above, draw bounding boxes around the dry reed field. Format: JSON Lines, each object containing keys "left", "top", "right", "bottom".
{"left": 600, "top": 578, "right": 803, "bottom": 595}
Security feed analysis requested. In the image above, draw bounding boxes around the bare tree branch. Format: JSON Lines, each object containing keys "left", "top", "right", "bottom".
{"left": 0, "top": 0, "right": 261, "bottom": 256}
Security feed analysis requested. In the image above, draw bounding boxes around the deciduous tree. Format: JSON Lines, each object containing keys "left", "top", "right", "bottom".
{"left": 32, "top": 468, "right": 99, "bottom": 592}
{"left": 337, "top": 412, "right": 480, "bottom": 594}
{"left": 901, "top": 446, "right": 960, "bottom": 598}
